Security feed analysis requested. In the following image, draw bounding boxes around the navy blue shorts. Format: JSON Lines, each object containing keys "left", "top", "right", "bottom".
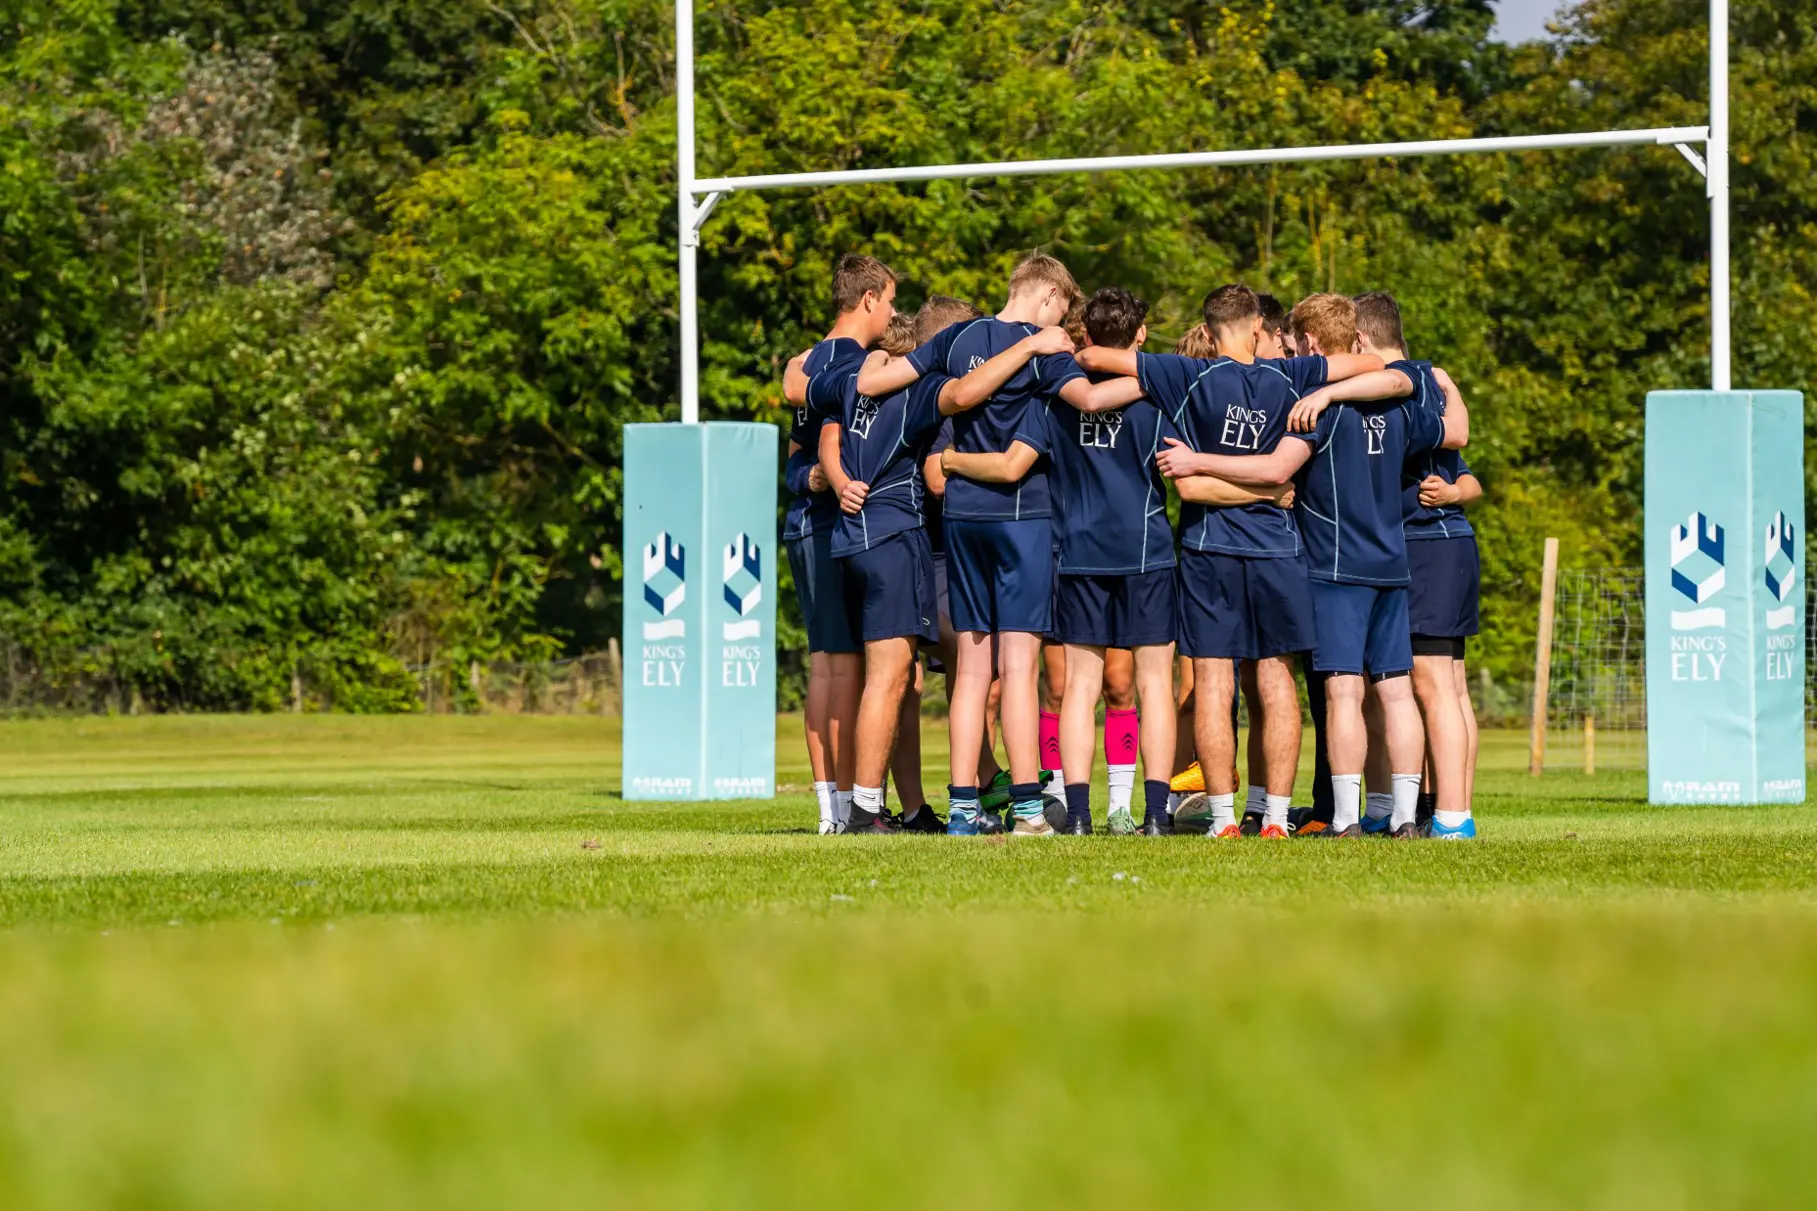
{"left": 1408, "top": 535, "right": 1481, "bottom": 639}
{"left": 838, "top": 528, "right": 939, "bottom": 645}
{"left": 1176, "top": 550, "right": 1315, "bottom": 660}
{"left": 1310, "top": 580, "right": 1412, "bottom": 676}
{"left": 786, "top": 530, "right": 858, "bottom": 654}
{"left": 944, "top": 518, "right": 1054, "bottom": 635}
{"left": 1054, "top": 568, "right": 1176, "bottom": 648}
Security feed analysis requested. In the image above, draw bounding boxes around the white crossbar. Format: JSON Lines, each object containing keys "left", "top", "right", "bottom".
{"left": 692, "top": 126, "right": 1711, "bottom": 198}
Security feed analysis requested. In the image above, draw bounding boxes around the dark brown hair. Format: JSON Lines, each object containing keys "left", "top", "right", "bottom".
{"left": 1257, "top": 292, "right": 1286, "bottom": 339}
{"left": 833, "top": 253, "right": 897, "bottom": 314}
{"left": 1353, "top": 291, "right": 1407, "bottom": 355}
{"left": 1082, "top": 287, "right": 1148, "bottom": 350}
{"left": 1201, "top": 283, "right": 1261, "bottom": 333}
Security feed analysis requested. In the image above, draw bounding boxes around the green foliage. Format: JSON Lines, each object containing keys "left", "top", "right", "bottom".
{"left": 0, "top": 0, "right": 1812, "bottom": 709}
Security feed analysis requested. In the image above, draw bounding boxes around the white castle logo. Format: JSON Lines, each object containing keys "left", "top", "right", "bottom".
{"left": 1669, "top": 511, "right": 1725, "bottom": 631}
{"left": 642, "top": 532, "right": 686, "bottom": 640}
{"left": 722, "top": 533, "right": 763, "bottom": 641}
{"left": 1765, "top": 510, "right": 1798, "bottom": 631}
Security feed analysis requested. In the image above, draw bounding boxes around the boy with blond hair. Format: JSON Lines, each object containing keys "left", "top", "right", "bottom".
{"left": 1162, "top": 292, "right": 1469, "bottom": 837}
{"left": 859, "top": 253, "right": 1141, "bottom": 835}
{"left": 1081, "top": 285, "right": 1382, "bottom": 838}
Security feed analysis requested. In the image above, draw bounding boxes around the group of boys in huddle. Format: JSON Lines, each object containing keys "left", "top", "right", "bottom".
{"left": 781, "top": 251, "right": 1482, "bottom": 840}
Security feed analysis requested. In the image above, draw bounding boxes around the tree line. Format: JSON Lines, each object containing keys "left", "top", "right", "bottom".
{"left": 0, "top": 0, "right": 1810, "bottom": 711}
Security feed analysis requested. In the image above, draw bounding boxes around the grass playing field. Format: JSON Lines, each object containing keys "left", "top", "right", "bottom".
{"left": 2, "top": 714, "right": 1815, "bottom": 1208}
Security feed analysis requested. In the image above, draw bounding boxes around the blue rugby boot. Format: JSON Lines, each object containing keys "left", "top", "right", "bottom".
{"left": 1428, "top": 815, "right": 1478, "bottom": 840}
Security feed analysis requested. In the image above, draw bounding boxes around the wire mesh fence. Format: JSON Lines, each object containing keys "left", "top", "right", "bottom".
{"left": 1538, "top": 567, "right": 1649, "bottom": 772}
{"left": 409, "top": 649, "right": 623, "bottom": 716}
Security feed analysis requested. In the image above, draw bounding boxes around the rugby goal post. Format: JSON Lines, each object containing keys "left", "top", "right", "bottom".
{"left": 624, "top": 0, "right": 1802, "bottom": 806}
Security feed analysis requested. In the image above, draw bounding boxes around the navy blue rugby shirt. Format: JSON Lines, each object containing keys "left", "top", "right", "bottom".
{"left": 783, "top": 337, "right": 866, "bottom": 541}
{"left": 1032, "top": 397, "right": 1180, "bottom": 576}
{"left": 1135, "top": 353, "right": 1329, "bottom": 558}
{"left": 1395, "top": 359, "right": 1476, "bottom": 542}
{"left": 810, "top": 363, "right": 955, "bottom": 558}
{"left": 907, "top": 317, "right": 1083, "bottom": 523}
{"left": 1286, "top": 385, "right": 1448, "bottom": 586}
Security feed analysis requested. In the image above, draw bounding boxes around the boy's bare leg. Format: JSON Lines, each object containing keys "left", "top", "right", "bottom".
{"left": 1374, "top": 673, "right": 1427, "bottom": 833}
{"left": 947, "top": 631, "right": 995, "bottom": 819}
{"left": 889, "top": 658, "right": 928, "bottom": 821}
{"left": 828, "top": 651, "right": 862, "bottom": 797}
{"left": 1254, "top": 654, "right": 1302, "bottom": 831}
{"left": 1103, "top": 647, "right": 1139, "bottom": 818}
{"left": 805, "top": 651, "right": 836, "bottom": 832}
{"left": 847, "top": 637, "right": 914, "bottom": 828}
{"left": 1189, "top": 657, "right": 1239, "bottom": 834}
{"left": 1455, "top": 658, "right": 1479, "bottom": 812}
{"left": 1059, "top": 644, "right": 1107, "bottom": 828}
{"left": 1240, "top": 661, "right": 1264, "bottom": 821}
{"left": 1324, "top": 673, "right": 1368, "bottom": 833}
{"left": 1412, "top": 654, "right": 1468, "bottom": 818}
{"left": 999, "top": 631, "right": 1045, "bottom": 787}
{"left": 1133, "top": 644, "right": 1177, "bottom": 829}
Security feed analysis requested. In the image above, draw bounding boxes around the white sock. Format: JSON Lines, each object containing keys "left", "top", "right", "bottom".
{"left": 1107, "top": 765, "right": 1136, "bottom": 812}
{"left": 814, "top": 781, "right": 836, "bottom": 828}
{"left": 852, "top": 785, "right": 884, "bottom": 815}
{"left": 1435, "top": 809, "right": 1471, "bottom": 828}
{"left": 1264, "top": 794, "right": 1291, "bottom": 828}
{"left": 834, "top": 789, "right": 852, "bottom": 826}
{"left": 1167, "top": 791, "right": 1182, "bottom": 814}
{"left": 1330, "top": 775, "right": 1362, "bottom": 831}
{"left": 1207, "top": 792, "right": 1237, "bottom": 831}
{"left": 1364, "top": 791, "right": 1393, "bottom": 821}
{"left": 1391, "top": 773, "right": 1422, "bottom": 829}
{"left": 1245, "top": 784, "right": 1266, "bottom": 816}
{"left": 1045, "top": 769, "right": 1067, "bottom": 798}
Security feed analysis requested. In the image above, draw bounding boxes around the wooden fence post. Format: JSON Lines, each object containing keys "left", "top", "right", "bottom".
{"left": 1529, "top": 536, "right": 1560, "bottom": 777}
{"left": 606, "top": 638, "right": 623, "bottom": 717}
{"left": 1584, "top": 713, "right": 1596, "bottom": 776}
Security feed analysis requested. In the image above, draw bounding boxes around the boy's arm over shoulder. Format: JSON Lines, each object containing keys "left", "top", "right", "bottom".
{"left": 940, "top": 326, "right": 1072, "bottom": 414}
{"left": 783, "top": 351, "right": 811, "bottom": 406}
{"left": 1430, "top": 365, "right": 1469, "bottom": 448}
{"left": 942, "top": 441, "right": 1039, "bottom": 484}
{"left": 1320, "top": 352, "right": 1386, "bottom": 382}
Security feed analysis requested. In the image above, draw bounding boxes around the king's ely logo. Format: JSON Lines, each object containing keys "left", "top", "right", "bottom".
{"left": 1669, "top": 511, "right": 1725, "bottom": 631}
{"left": 1765, "top": 511, "right": 1798, "bottom": 631}
{"left": 722, "top": 534, "right": 763, "bottom": 641}
{"left": 642, "top": 532, "right": 686, "bottom": 640}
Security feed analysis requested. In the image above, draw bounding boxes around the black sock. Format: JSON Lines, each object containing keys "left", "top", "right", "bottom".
{"left": 1009, "top": 781, "right": 1042, "bottom": 809}
{"left": 1064, "top": 783, "right": 1090, "bottom": 823}
{"left": 1144, "top": 779, "right": 1170, "bottom": 822}
{"left": 1417, "top": 791, "right": 1437, "bottom": 824}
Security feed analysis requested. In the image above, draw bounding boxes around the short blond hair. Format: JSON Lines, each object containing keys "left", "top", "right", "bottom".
{"left": 1173, "top": 323, "right": 1215, "bottom": 358}
{"left": 1007, "top": 252, "right": 1082, "bottom": 306}
{"left": 1290, "top": 293, "right": 1357, "bottom": 354}
{"left": 879, "top": 312, "right": 918, "bottom": 357}
{"left": 915, "top": 295, "right": 980, "bottom": 345}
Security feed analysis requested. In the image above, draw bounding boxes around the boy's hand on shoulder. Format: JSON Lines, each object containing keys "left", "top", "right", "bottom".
{"left": 1154, "top": 437, "right": 1204, "bottom": 480}
{"left": 1025, "top": 326, "right": 1074, "bottom": 356}
{"left": 1418, "top": 475, "right": 1459, "bottom": 507}
{"left": 1288, "top": 388, "right": 1332, "bottom": 433}
{"left": 807, "top": 465, "right": 829, "bottom": 492}
{"left": 1075, "top": 345, "right": 1111, "bottom": 373}
{"left": 839, "top": 481, "right": 869, "bottom": 514}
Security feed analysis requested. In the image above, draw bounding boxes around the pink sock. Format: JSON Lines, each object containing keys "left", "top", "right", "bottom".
{"left": 1104, "top": 708, "right": 1140, "bottom": 766}
{"left": 1039, "top": 710, "right": 1061, "bottom": 771}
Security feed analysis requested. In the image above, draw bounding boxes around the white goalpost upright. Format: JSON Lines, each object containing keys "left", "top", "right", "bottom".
{"left": 629, "top": 0, "right": 1799, "bottom": 809}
